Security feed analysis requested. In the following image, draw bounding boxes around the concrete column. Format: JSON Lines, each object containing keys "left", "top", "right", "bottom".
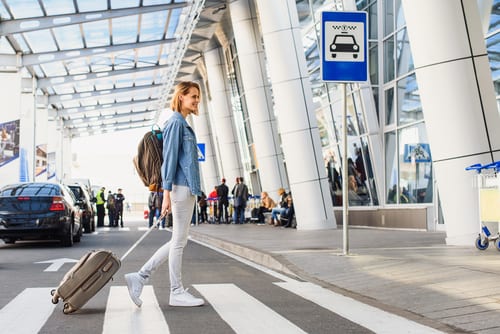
{"left": 402, "top": 0, "right": 500, "bottom": 245}
{"left": 255, "top": 0, "right": 336, "bottom": 230}
{"left": 191, "top": 78, "right": 220, "bottom": 194}
{"left": 204, "top": 47, "right": 243, "bottom": 186}
{"left": 229, "top": 0, "right": 288, "bottom": 197}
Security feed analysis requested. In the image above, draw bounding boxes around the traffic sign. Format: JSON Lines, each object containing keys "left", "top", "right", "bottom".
{"left": 321, "top": 11, "right": 368, "bottom": 82}
{"left": 197, "top": 143, "right": 205, "bottom": 162}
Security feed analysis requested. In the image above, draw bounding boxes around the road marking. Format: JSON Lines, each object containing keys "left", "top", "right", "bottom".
{"left": 0, "top": 288, "right": 56, "bottom": 334}
{"left": 194, "top": 283, "right": 307, "bottom": 334}
{"left": 103, "top": 286, "right": 169, "bottom": 334}
{"left": 275, "top": 281, "right": 445, "bottom": 334}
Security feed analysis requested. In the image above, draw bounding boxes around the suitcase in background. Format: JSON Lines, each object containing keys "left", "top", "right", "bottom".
{"left": 51, "top": 249, "right": 121, "bottom": 314}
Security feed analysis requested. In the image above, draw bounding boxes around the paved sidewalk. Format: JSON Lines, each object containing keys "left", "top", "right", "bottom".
{"left": 189, "top": 223, "right": 500, "bottom": 334}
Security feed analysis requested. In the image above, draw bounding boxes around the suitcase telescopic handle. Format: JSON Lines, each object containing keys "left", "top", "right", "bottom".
{"left": 120, "top": 221, "right": 161, "bottom": 262}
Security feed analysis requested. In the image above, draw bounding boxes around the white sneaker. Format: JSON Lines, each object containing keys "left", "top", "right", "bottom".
{"left": 125, "top": 273, "right": 147, "bottom": 307}
{"left": 169, "top": 288, "right": 204, "bottom": 307}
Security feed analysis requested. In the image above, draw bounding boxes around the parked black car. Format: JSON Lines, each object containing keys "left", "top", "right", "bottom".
{"left": 0, "top": 182, "right": 83, "bottom": 246}
{"left": 66, "top": 183, "right": 95, "bottom": 233}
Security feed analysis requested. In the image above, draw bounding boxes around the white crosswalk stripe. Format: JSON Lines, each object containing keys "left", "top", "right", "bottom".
{"left": 103, "top": 286, "right": 170, "bottom": 334}
{"left": 275, "top": 281, "right": 445, "bottom": 334}
{"left": 0, "top": 283, "right": 445, "bottom": 334}
{"left": 0, "top": 288, "right": 56, "bottom": 334}
{"left": 194, "top": 283, "right": 307, "bottom": 334}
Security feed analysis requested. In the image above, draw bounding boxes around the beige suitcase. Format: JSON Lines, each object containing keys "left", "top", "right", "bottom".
{"left": 51, "top": 250, "right": 121, "bottom": 314}
{"left": 51, "top": 223, "right": 158, "bottom": 314}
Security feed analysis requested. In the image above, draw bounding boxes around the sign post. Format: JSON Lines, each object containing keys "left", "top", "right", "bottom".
{"left": 321, "top": 11, "right": 368, "bottom": 255}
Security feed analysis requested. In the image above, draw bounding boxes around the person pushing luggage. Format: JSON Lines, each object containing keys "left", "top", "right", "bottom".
{"left": 125, "top": 81, "right": 205, "bottom": 308}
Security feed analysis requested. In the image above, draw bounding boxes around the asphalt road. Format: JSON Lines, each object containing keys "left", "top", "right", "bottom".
{"left": 0, "top": 220, "right": 373, "bottom": 334}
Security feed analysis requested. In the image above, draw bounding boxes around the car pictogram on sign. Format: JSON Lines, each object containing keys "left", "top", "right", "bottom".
{"left": 330, "top": 32, "right": 359, "bottom": 59}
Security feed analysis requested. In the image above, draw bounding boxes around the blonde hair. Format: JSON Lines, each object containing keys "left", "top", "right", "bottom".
{"left": 277, "top": 188, "right": 286, "bottom": 196}
{"left": 170, "top": 81, "right": 201, "bottom": 112}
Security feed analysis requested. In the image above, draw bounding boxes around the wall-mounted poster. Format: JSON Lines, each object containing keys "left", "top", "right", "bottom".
{"left": 35, "top": 144, "right": 47, "bottom": 176}
{"left": 47, "top": 152, "right": 56, "bottom": 180}
{"left": 0, "top": 119, "right": 20, "bottom": 168}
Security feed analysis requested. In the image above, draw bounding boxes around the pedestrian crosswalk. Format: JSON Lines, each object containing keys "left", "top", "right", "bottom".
{"left": 0, "top": 282, "right": 445, "bottom": 334}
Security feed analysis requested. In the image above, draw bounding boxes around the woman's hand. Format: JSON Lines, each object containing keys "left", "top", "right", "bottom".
{"left": 161, "top": 190, "right": 171, "bottom": 218}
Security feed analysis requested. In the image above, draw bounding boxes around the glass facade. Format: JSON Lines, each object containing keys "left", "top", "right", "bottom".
{"left": 225, "top": 0, "right": 499, "bottom": 211}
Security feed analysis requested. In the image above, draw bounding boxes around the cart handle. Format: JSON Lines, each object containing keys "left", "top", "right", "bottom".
{"left": 465, "top": 161, "right": 500, "bottom": 172}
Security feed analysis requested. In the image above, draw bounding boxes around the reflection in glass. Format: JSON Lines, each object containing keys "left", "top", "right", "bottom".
{"left": 384, "top": 35, "right": 395, "bottom": 83}
{"left": 397, "top": 74, "right": 422, "bottom": 125}
{"left": 398, "top": 124, "right": 433, "bottom": 203}
{"left": 385, "top": 131, "right": 398, "bottom": 204}
{"left": 396, "top": 28, "right": 414, "bottom": 76}
{"left": 385, "top": 87, "right": 395, "bottom": 125}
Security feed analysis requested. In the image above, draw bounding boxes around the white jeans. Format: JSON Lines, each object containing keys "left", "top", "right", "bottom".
{"left": 139, "top": 185, "right": 195, "bottom": 293}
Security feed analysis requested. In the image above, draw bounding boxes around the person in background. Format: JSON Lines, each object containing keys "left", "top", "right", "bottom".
{"left": 95, "top": 187, "right": 106, "bottom": 227}
{"left": 125, "top": 81, "right": 205, "bottom": 308}
{"left": 271, "top": 188, "right": 288, "bottom": 226}
{"left": 232, "top": 177, "right": 249, "bottom": 224}
{"left": 198, "top": 191, "right": 208, "bottom": 223}
{"left": 257, "top": 191, "right": 276, "bottom": 224}
{"left": 216, "top": 178, "right": 229, "bottom": 223}
{"left": 114, "top": 188, "right": 125, "bottom": 227}
{"left": 106, "top": 190, "right": 116, "bottom": 227}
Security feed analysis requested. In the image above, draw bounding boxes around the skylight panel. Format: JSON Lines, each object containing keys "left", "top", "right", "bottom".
{"left": 0, "top": 37, "right": 15, "bottom": 54}
{"left": 77, "top": 0, "right": 107, "bottom": 12}
{"left": 53, "top": 26, "right": 84, "bottom": 50}
{"left": 111, "top": 0, "right": 139, "bottom": 10}
{"left": 83, "top": 20, "right": 110, "bottom": 47}
{"left": 140, "top": 11, "right": 167, "bottom": 41}
{"left": 24, "top": 30, "right": 57, "bottom": 52}
{"left": 43, "top": 0, "right": 75, "bottom": 15}
{"left": 40, "top": 62, "right": 67, "bottom": 76}
{"left": 0, "top": 2, "right": 12, "bottom": 20}
{"left": 8, "top": 0, "right": 43, "bottom": 19}
{"left": 112, "top": 16, "right": 138, "bottom": 44}
{"left": 166, "top": 8, "right": 182, "bottom": 38}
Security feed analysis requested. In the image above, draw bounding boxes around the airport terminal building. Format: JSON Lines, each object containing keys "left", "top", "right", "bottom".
{"left": 0, "top": 0, "right": 499, "bottom": 245}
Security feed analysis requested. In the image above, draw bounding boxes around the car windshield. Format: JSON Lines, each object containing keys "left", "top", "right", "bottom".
{"left": 334, "top": 35, "right": 355, "bottom": 44}
{"left": 0, "top": 183, "right": 60, "bottom": 196}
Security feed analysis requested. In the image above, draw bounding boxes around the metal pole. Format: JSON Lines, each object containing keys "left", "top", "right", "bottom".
{"left": 342, "top": 83, "right": 349, "bottom": 255}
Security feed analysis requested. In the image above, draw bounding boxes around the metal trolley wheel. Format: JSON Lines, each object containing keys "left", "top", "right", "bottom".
{"left": 475, "top": 235, "right": 489, "bottom": 250}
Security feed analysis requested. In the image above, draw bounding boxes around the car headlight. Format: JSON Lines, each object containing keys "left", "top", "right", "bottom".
{"left": 353, "top": 45, "right": 358, "bottom": 50}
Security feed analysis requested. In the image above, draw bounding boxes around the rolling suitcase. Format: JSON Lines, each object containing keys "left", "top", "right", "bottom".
{"left": 51, "top": 223, "right": 159, "bottom": 314}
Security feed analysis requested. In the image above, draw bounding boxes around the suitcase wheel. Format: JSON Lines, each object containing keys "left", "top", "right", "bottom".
{"left": 50, "top": 289, "right": 59, "bottom": 304}
{"left": 63, "top": 303, "right": 74, "bottom": 314}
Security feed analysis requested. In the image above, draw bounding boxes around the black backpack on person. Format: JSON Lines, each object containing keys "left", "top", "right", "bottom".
{"left": 133, "top": 125, "right": 163, "bottom": 189}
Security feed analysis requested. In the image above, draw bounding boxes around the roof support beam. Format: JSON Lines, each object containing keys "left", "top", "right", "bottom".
{"left": 48, "top": 83, "right": 163, "bottom": 104}
{"left": 37, "top": 64, "right": 171, "bottom": 88}
{"left": 57, "top": 98, "right": 159, "bottom": 117}
{"left": 68, "top": 122, "right": 152, "bottom": 138}
{"left": 64, "top": 109, "right": 154, "bottom": 124}
{"left": 23, "top": 39, "right": 176, "bottom": 66}
{"left": 0, "top": 2, "right": 188, "bottom": 35}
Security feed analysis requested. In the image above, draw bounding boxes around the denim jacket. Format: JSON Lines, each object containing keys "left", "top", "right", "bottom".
{"left": 161, "top": 112, "right": 201, "bottom": 196}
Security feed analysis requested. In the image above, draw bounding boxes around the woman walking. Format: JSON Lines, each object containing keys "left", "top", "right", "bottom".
{"left": 125, "top": 81, "right": 204, "bottom": 308}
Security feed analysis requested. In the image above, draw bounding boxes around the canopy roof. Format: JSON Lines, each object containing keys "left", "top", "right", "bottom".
{"left": 0, "top": 0, "right": 227, "bottom": 137}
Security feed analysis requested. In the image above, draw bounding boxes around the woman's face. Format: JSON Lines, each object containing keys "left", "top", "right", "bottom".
{"left": 180, "top": 87, "right": 200, "bottom": 115}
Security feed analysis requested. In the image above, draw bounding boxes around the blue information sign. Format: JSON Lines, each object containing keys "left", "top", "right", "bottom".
{"left": 321, "top": 11, "right": 368, "bottom": 82}
{"left": 197, "top": 143, "right": 205, "bottom": 162}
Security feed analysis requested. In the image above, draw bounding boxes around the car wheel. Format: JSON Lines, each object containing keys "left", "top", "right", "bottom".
{"left": 74, "top": 224, "right": 82, "bottom": 243}
{"left": 3, "top": 238, "right": 16, "bottom": 244}
{"left": 61, "top": 222, "right": 74, "bottom": 247}
{"left": 83, "top": 215, "right": 91, "bottom": 234}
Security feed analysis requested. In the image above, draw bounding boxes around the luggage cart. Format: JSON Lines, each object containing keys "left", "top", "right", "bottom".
{"left": 465, "top": 161, "right": 500, "bottom": 250}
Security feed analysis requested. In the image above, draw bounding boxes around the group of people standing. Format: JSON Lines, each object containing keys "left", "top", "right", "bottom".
{"left": 200, "top": 177, "right": 249, "bottom": 225}
{"left": 95, "top": 187, "right": 125, "bottom": 227}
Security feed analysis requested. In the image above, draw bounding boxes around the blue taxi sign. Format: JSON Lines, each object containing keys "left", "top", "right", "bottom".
{"left": 321, "top": 11, "right": 368, "bottom": 82}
